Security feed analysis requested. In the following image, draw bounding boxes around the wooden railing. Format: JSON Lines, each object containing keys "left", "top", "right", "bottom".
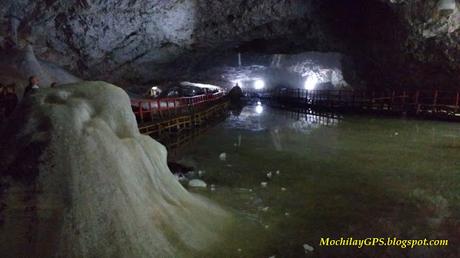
{"left": 131, "top": 92, "right": 224, "bottom": 122}
{"left": 265, "top": 88, "right": 460, "bottom": 118}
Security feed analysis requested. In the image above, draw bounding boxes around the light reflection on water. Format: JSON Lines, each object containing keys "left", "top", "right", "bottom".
{"left": 175, "top": 105, "right": 460, "bottom": 258}
{"left": 226, "top": 104, "right": 340, "bottom": 133}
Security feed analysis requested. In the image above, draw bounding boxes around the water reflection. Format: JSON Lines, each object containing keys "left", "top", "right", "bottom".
{"left": 226, "top": 105, "right": 340, "bottom": 134}
{"left": 174, "top": 107, "right": 460, "bottom": 258}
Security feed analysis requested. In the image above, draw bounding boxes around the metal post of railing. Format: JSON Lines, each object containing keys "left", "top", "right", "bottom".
{"left": 433, "top": 90, "right": 438, "bottom": 113}
{"left": 139, "top": 101, "right": 144, "bottom": 122}
{"left": 391, "top": 90, "right": 395, "bottom": 110}
{"left": 455, "top": 92, "right": 459, "bottom": 113}
{"left": 148, "top": 101, "right": 153, "bottom": 121}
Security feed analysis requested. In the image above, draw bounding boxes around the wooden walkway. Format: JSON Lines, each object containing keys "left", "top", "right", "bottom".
{"left": 131, "top": 92, "right": 224, "bottom": 123}
{"left": 136, "top": 99, "right": 229, "bottom": 136}
{"left": 266, "top": 89, "right": 460, "bottom": 120}
{"left": 131, "top": 90, "right": 228, "bottom": 136}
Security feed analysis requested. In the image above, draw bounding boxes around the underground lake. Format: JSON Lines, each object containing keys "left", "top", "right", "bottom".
{"left": 172, "top": 104, "right": 460, "bottom": 258}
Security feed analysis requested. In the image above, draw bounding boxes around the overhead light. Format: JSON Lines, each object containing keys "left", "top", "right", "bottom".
{"left": 304, "top": 76, "right": 318, "bottom": 91}
{"left": 255, "top": 105, "right": 263, "bottom": 114}
{"left": 254, "top": 79, "right": 265, "bottom": 90}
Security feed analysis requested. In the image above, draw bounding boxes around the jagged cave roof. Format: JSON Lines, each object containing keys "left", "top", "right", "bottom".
{"left": 0, "top": 0, "right": 459, "bottom": 89}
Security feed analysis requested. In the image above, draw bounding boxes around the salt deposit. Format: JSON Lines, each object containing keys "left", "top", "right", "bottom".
{"left": 189, "top": 179, "right": 207, "bottom": 188}
{"left": 303, "top": 243, "right": 314, "bottom": 253}
{"left": 0, "top": 81, "right": 228, "bottom": 257}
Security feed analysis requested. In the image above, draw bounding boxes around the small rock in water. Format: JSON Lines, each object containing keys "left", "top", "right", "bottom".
{"left": 249, "top": 188, "right": 253, "bottom": 192}
{"left": 262, "top": 207, "right": 269, "bottom": 212}
{"left": 394, "top": 132, "right": 399, "bottom": 136}
{"left": 285, "top": 212, "right": 290, "bottom": 216}
{"left": 266, "top": 172, "right": 272, "bottom": 179}
{"left": 269, "top": 256, "right": 276, "bottom": 258}
{"left": 219, "top": 152, "right": 227, "bottom": 161}
{"left": 237, "top": 248, "right": 242, "bottom": 252}
{"left": 264, "top": 225, "right": 270, "bottom": 229}
{"left": 303, "top": 243, "right": 314, "bottom": 253}
{"left": 188, "top": 179, "right": 207, "bottom": 188}
{"left": 281, "top": 187, "right": 287, "bottom": 191}
{"left": 261, "top": 182, "right": 268, "bottom": 187}
{"left": 198, "top": 170, "right": 205, "bottom": 177}
{"left": 276, "top": 170, "right": 280, "bottom": 175}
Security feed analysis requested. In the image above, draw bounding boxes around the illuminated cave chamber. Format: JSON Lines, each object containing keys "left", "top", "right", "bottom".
{"left": 0, "top": 0, "right": 458, "bottom": 91}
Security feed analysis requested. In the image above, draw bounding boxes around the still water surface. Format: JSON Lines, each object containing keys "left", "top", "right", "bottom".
{"left": 175, "top": 105, "right": 460, "bottom": 258}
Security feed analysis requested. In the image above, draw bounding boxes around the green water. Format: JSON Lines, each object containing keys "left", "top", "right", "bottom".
{"left": 175, "top": 105, "right": 460, "bottom": 258}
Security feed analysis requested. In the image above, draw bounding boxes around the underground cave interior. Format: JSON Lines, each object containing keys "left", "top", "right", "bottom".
{"left": 0, "top": 0, "right": 460, "bottom": 257}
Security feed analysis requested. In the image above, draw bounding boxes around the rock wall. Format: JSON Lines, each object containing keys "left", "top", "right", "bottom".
{"left": 0, "top": 45, "right": 81, "bottom": 98}
{"left": 387, "top": 0, "right": 460, "bottom": 88}
{"left": 0, "top": 81, "right": 229, "bottom": 257}
{"left": 0, "top": 0, "right": 458, "bottom": 89}
{"left": 0, "top": 0, "right": 314, "bottom": 84}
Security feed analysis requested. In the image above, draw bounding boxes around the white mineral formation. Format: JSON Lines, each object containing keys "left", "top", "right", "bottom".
{"left": 438, "top": 0, "right": 456, "bottom": 11}
{"left": 303, "top": 243, "right": 315, "bottom": 253}
{"left": 188, "top": 179, "right": 207, "bottom": 188}
{"left": 0, "top": 44, "right": 81, "bottom": 99}
{"left": 19, "top": 45, "right": 81, "bottom": 88}
{"left": 0, "top": 81, "right": 228, "bottom": 257}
